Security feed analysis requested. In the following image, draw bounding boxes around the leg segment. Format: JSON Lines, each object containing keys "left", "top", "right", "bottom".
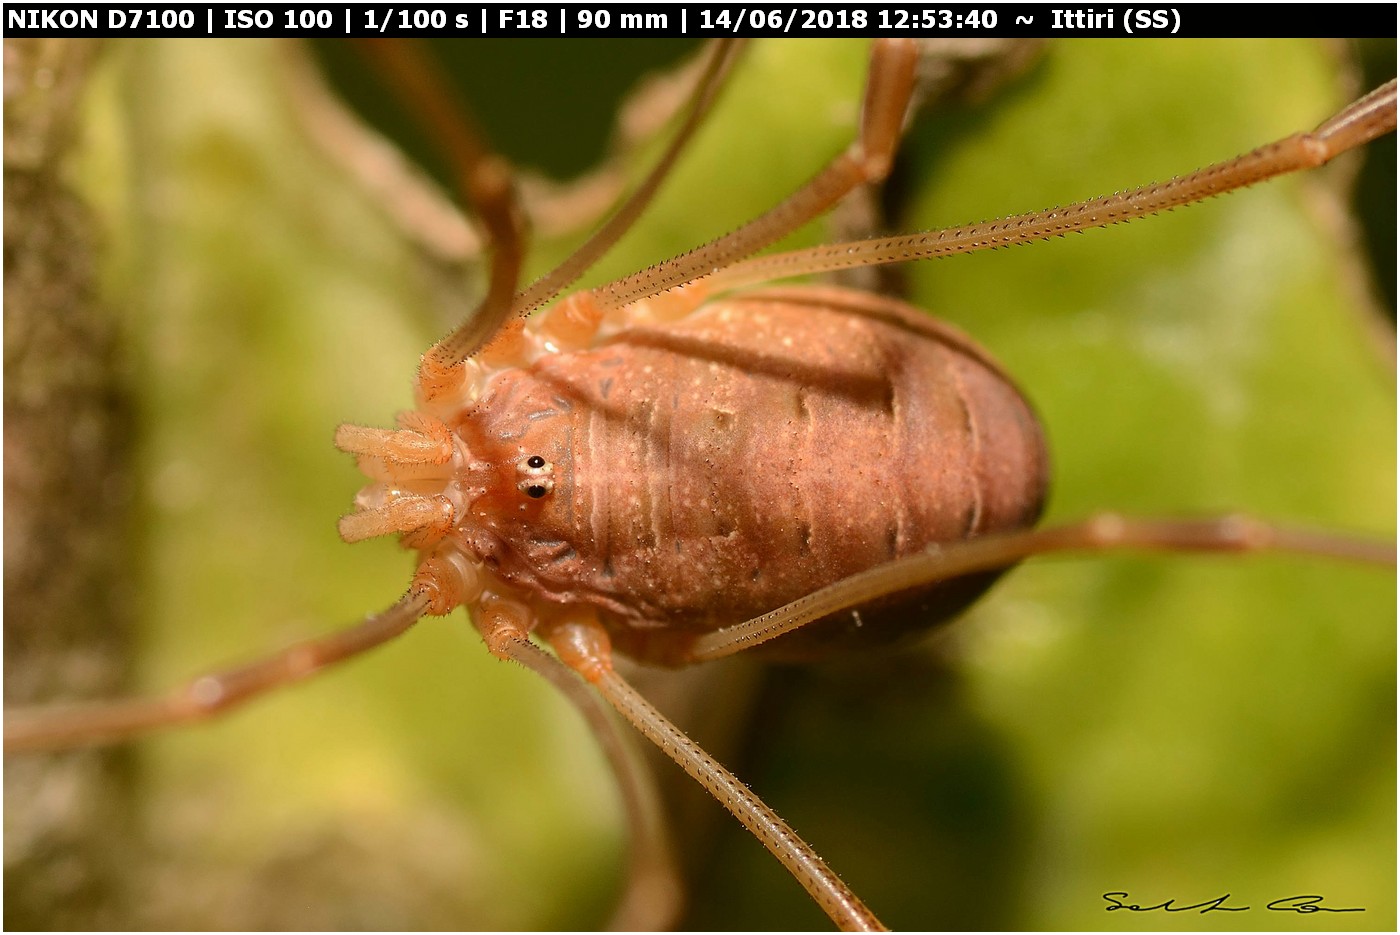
{"left": 512, "top": 39, "right": 746, "bottom": 320}
{"left": 534, "top": 614, "right": 888, "bottom": 932}
{"left": 282, "top": 42, "right": 480, "bottom": 267}
{"left": 686, "top": 514, "right": 1396, "bottom": 663}
{"left": 5, "top": 591, "right": 432, "bottom": 753}
{"left": 588, "top": 39, "right": 921, "bottom": 313}
{"left": 705, "top": 79, "right": 1399, "bottom": 292}
{"left": 472, "top": 598, "right": 683, "bottom": 931}
{"left": 353, "top": 39, "right": 527, "bottom": 368}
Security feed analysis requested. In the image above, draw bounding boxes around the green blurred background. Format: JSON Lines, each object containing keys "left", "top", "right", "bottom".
{"left": 6, "top": 39, "right": 1394, "bottom": 930}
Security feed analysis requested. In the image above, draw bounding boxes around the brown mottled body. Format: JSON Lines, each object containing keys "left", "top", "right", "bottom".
{"left": 459, "top": 286, "right": 1048, "bottom": 662}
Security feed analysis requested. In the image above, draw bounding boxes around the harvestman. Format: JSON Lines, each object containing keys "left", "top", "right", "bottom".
{"left": 7, "top": 40, "right": 1396, "bottom": 931}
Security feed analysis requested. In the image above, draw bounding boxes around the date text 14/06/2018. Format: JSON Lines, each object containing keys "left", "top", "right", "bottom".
{"left": 700, "top": 9, "right": 998, "bottom": 31}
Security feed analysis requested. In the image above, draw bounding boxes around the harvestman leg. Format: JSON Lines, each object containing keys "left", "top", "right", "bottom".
{"left": 2, "top": 588, "right": 685, "bottom": 929}
{"left": 468, "top": 606, "right": 684, "bottom": 931}
{"left": 461, "top": 602, "right": 887, "bottom": 932}
{"left": 3, "top": 596, "right": 433, "bottom": 753}
{"left": 352, "top": 38, "right": 528, "bottom": 366}
{"left": 703, "top": 79, "right": 1399, "bottom": 290}
{"left": 685, "top": 515, "right": 1397, "bottom": 663}
{"left": 516, "top": 37, "right": 923, "bottom": 361}
{"left": 585, "top": 38, "right": 920, "bottom": 312}
{"left": 412, "top": 38, "right": 748, "bottom": 395}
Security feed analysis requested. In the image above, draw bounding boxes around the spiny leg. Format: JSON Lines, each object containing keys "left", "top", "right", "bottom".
{"left": 5, "top": 591, "right": 433, "bottom": 753}
{"left": 686, "top": 514, "right": 1396, "bottom": 662}
{"left": 586, "top": 38, "right": 921, "bottom": 314}
{"left": 408, "top": 38, "right": 920, "bottom": 369}
{"left": 501, "top": 612, "right": 889, "bottom": 932}
{"left": 703, "top": 79, "right": 1398, "bottom": 292}
{"left": 515, "top": 39, "right": 746, "bottom": 321}
{"left": 367, "top": 40, "right": 748, "bottom": 375}
{"left": 462, "top": 37, "right": 924, "bottom": 382}
{"left": 509, "top": 40, "right": 751, "bottom": 363}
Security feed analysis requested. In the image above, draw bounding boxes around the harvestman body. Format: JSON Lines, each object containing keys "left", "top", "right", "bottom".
{"left": 7, "top": 40, "right": 1396, "bottom": 930}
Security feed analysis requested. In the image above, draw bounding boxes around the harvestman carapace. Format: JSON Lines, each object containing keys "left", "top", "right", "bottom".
{"left": 6, "top": 40, "right": 1396, "bottom": 930}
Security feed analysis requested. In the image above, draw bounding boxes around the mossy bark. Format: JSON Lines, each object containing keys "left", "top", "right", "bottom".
{"left": 3, "top": 38, "right": 139, "bottom": 930}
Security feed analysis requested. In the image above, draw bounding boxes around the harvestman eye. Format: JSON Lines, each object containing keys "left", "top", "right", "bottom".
{"left": 517, "top": 453, "right": 554, "bottom": 498}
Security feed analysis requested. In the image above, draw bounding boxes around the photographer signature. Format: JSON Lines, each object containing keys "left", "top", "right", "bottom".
{"left": 1103, "top": 892, "right": 1364, "bottom": 914}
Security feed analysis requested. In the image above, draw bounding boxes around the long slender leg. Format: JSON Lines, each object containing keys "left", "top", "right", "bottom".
{"left": 586, "top": 39, "right": 921, "bottom": 314}
{"left": 501, "top": 613, "right": 888, "bottom": 932}
{"left": 686, "top": 514, "right": 1396, "bottom": 662}
{"left": 359, "top": 40, "right": 746, "bottom": 370}
{"left": 699, "top": 80, "right": 1398, "bottom": 294}
{"left": 353, "top": 39, "right": 527, "bottom": 368}
{"left": 522, "top": 38, "right": 917, "bottom": 361}
{"left": 4, "top": 591, "right": 432, "bottom": 753}
{"left": 494, "top": 40, "right": 750, "bottom": 366}
{"left": 281, "top": 42, "right": 480, "bottom": 267}
{"left": 513, "top": 39, "right": 746, "bottom": 321}
{"left": 470, "top": 600, "right": 682, "bottom": 931}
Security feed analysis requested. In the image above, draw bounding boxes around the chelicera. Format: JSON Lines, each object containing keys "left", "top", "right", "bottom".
{"left": 5, "top": 34, "right": 1394, "bottom": 929}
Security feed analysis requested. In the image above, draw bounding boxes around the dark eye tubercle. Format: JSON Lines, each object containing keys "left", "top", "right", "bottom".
{"left": 517, "top": 454, "right": 554, "bottom": 499}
